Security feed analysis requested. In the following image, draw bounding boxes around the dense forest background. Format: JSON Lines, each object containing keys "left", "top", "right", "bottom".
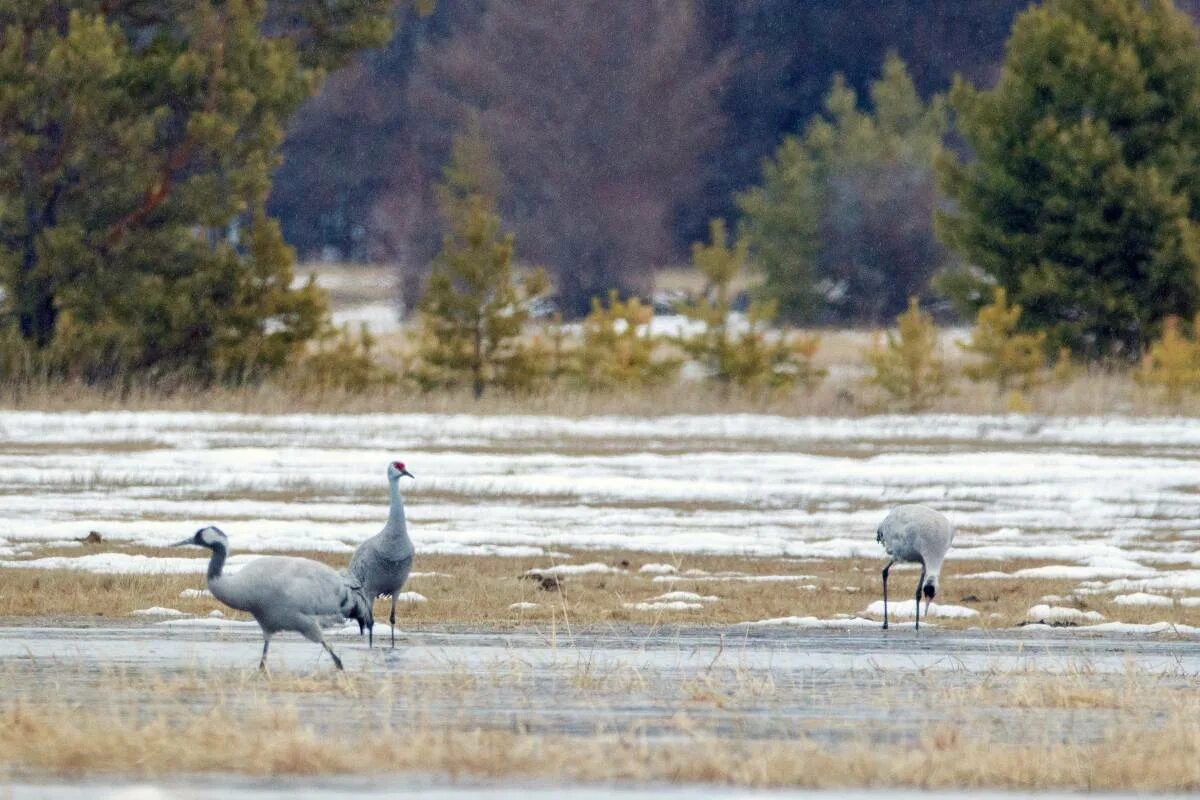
{"left": 271, "top": 0, "right": 1200, "bottom": 315}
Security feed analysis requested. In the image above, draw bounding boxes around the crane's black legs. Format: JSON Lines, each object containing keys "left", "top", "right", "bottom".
{"left": 914, "top": 566, "right": 927, "bottom": 632}
{"left": 323, "top": 642, "right": 344, "bottom": 670}
{"left": 390, "top": 595, "right": 397, "bottom": 648}
{"left": 259, "top": 638, "right": 271, "bottom": 671}
{"left": 881, "top": 559, "right": 896, "bottom": 630}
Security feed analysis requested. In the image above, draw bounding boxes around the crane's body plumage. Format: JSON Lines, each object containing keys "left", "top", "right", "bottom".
{"left": 876, "top": 504, "right": 954, "bottom": 631}
{"left": 178, "top": 526, "right": 372, "bottom": 670}
{"left": 347, "top": 461, "right": 415, "bottom": 647}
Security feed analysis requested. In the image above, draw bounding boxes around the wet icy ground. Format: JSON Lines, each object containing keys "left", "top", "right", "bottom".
{"left": 4, "top": 781, "right": 1191, "bottom": 800}
{"left": 6, "top": 622, "right": 1200, "bottom": 740}
{"left": 6, "top": 622, "right": 1200, "bottom": 798}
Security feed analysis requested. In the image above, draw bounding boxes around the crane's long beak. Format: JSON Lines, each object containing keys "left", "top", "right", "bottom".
{"left": 401, "top": 469, "right": 415, "bottom": 480}
{"left": 170, "top": 538, "right": 195, "bottom": 547}
{"left": 924, "top": 596, "right": 933, "bottom": 618}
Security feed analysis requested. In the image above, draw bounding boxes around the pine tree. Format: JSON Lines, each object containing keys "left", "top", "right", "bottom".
{"left": 958, "top": 286, "right": 1047, "bottom": 396}
{"left": 434, "top": 117, "right": 504, "bottom": 223}
{"left": 0, "top": 1, "right": 394, "bottom": 382}
{"left": 937, "top": 0, "right": 1200, "bottom": 360}
{"left": 865, "top": 297, "right": 950, "bottom": 411}
{"left": 417, "top": 195, "right": 547, "bottom": 398}
{"left": 1137, "top": 315, "right": 1200, "bottom": 406}
{"left": 737, "top": 53, "right": 948, "bottom": 324}
{"left": 572, "top": 291, "right": 679, "bottom": 390}
{"left": 677, "top": 219, "right": 825, "bottom": 393}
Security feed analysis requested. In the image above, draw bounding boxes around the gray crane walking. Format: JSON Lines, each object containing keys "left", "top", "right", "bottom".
{"left": 173, "top": 526, "right": 373, "bottom": 670}
{"left": 347, "top": 460, "right": 415, "bottom": 647}
{"left": 876, "top": 504, "right": 954, "bottom": 631}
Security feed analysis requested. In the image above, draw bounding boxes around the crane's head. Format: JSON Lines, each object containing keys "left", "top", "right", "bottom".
{"left": 387, "top": 460, "right": 415, "bottom": 481}
{"left": 922, "top": 574, "right": 939, "bottom": 616}
{"left": 171, "top": 525, "right": 227, "bottom": 550}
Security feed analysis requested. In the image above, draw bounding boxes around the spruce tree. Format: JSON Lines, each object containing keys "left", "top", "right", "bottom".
{"left": 1137, "top": 315, "right": 1200, "bottom": 406}
{"left": 865, "top": 297, "right": 950, "bottom": 411}
{"left": 937, "top": 0, "right": 1200, "bottom": 360}
{"left": 677, "top": 219, "right": 824, "bottom": 393}
{"left": 737, "top": 53, "right": 948, "bottom": 324}
{"left": 958, "top": 286, "right": 1047, "bottom": 396}
{"left": 417, "top": 131, "right": 547, "bottom": 398}
{"left": 0, "top": 1, "right": 394, "bottom": 381}
{"left": 572, "top": 291, "right": 679, "bottom": 390}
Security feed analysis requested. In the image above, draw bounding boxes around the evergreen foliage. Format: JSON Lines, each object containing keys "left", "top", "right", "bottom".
{"left": 1137, "top": 315, "right": 1200, "bottom": 405}
{"left": 293, "top": 324, "right": 395, "bottom": 393}
{"left": 958, "top": 286, "right": 1047, "bottom": 395}
{"left": 434, "top": 117, "right": 504, "bottom": 223}
{"left": 572, "top": 291, "right": 679, "bottom": 390}
{"left": 416, "top": 193, "right": 547, "bottom": 398}
{"left": 0, "top": 0, "right": 393, "bottom": 382}
{"left": 865, "top": 296, "right": 950, "bottom": 411}
{"left": 737, "top": 53, "right": 948, "bottom": 324}
{"left": 937, "top": 0, "right": 1200, "bottom": 360}
{"left": 677, "top": 219, "right": 824, "bottom": 393}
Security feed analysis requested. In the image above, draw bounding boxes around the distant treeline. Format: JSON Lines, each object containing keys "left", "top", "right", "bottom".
{"left": 270, "top": 1, "right": 1034, "bottom": 304}
{"left": 5, "top": 0, "right": 1200, "bottom": 386}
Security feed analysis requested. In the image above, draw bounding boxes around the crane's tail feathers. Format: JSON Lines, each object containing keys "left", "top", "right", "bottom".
{"left": 339, "top": 580, "right": 374, "bottom": 638}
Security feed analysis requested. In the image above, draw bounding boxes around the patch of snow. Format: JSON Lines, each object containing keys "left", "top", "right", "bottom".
{"left": 526, "top": 562, "right": 624, "bottom": 577}
{"left": 508, "top": 602, "right": 539, "bottom": 610}
{"left": 638, "top": 563, "right": 677, "bottom": 574}
{"left": 625, "top": 600, "right": 703, "bottom": 612}
{"left": 0, "top": 553, "right": 255, "bottom": 575}
{"left": 862, "top": 600, "right": 978, "bottom": 619}
{"left": 179, "top": 588, "right": 212, "bottom": 599}
{"left": 1010, "top": 564, "right": 1155, "bottom": 580}
{"left": 1181, "top": 597, "right": 1200, "bottom": 608}
{"left": 644, "top": 591, "right": 719, "bottom": 603}
{"left": 1025, "top": 605, "right": 1105, "bottom": 625}
{"left": 1112, "top": 592, "right": 1173, "bottom": 607}
{"left": 130, "top": 606, "right": 186, "bottom": 617}
{"left": 207, "top": 610, "right": 224, "bottom": 618}
{"left": 1089, "top": 571, "right": 1200, "bottom": 595}
{"left": 652, "top": 573, "right": 815, "bottom": 583}
{"left": 330, "top": 302, "right": 401, "bottom": 335}
{"left": 395, "top": 591, "right": 427, "bottom": 603}
{"left": 408, "top": 571, "right": 452, "bottom": 578}
{"left": 960, "top": 571, "right": 1014, "bottom": 580}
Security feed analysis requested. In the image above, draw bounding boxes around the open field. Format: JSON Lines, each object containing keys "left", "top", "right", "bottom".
{"left": 6, "top": 409, "right": 1200, "bottom": 794}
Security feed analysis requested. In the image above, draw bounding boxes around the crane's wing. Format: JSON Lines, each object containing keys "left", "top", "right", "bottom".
{"left": 346, "top": 531, "right": 383, "bottom": 584}
{"left": 247, "top": 557, "right": 356, "bottom": 617}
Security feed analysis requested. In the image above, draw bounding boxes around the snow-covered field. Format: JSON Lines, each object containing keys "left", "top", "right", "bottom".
{"left": 2, "top": 411, "right": 1200, "bottom": 594}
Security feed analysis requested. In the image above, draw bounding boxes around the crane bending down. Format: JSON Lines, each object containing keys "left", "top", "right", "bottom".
{"left": 876, "top": 505, "right": 954, "bottom": 631}
{"left": 173, "top": 526, "right": 373, "bottom": 670}
{"left": 347, "top": 460, "right": 415, "bottom": 648}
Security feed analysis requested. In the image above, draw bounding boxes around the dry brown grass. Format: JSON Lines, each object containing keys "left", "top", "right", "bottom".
{"left": 5, "top": 544, "right": 1200, "bottom": 632}
{"left": 0, "top": 332, "right": 1191, "bottom": 416}
{"left": 5, "top": 664, "right": 1200, "bottom": 789}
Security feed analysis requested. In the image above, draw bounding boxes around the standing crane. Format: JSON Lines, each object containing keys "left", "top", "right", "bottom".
{"left": 876, "top": 504, "right": 954, "bottom": 631}
{"left": 173, "top": 526, "right": 373, "bottom": 670}
{"left": 347, "top": 460, "right": 415, "bottom": 647}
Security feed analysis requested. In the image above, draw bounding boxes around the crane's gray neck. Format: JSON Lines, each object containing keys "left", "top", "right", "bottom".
{"left": 205, "top": 541, "right": 228, "bottom": 582}
{"left": 386, "top": 477, "right": 411, "bottom": 543}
